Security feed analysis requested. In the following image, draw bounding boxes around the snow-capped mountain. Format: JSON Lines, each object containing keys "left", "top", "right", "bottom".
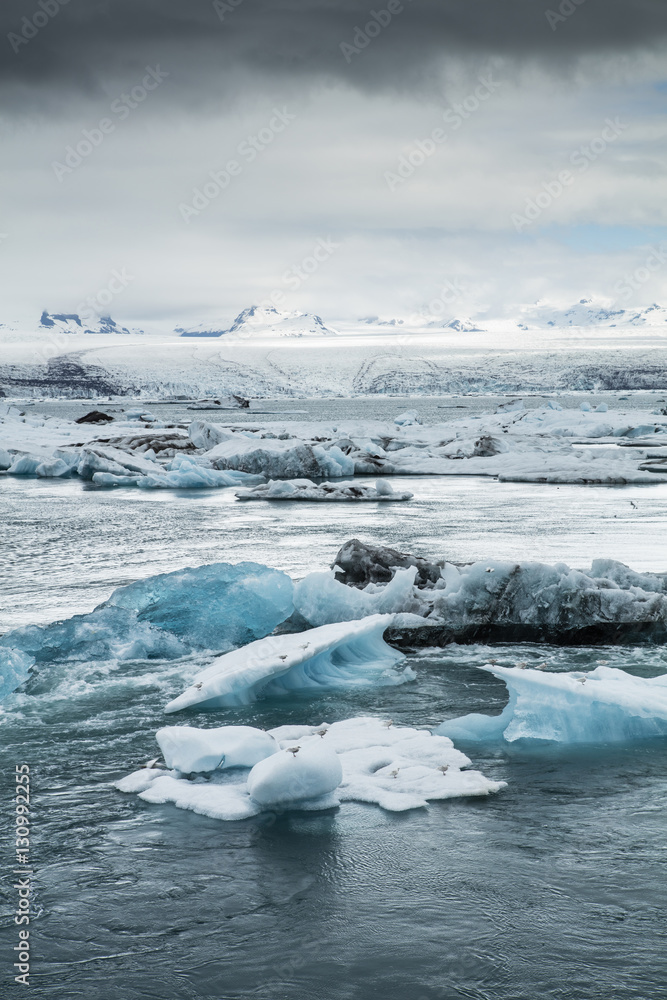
{"left": 522, "top": 300, "right": 667, "bottom": 329}
{"left": 359, "top": 315, "right": 405, "bottom": 326}
{"left": 39, "top": 311, "right": 134, "bottom": 335}
{"left": 424, "top": 316, "right": 485, "bottom": 332}
{"left": 178, "top": 305, "right": 338, "bottom": 338}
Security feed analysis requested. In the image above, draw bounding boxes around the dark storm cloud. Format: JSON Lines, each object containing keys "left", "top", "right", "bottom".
{"left": 1, "top": 0, "right": 667, "bottom": 106}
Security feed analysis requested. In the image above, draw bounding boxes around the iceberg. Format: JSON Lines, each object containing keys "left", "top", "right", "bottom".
{"left": 116, "top": 715, "right": 505, "bottom": 820}
{"left": 0, "top": 562, "right": 293, "bottom": 697}
{"left": 235, "top": 478, "right": 413, "bottom": 502}
{"left": 92, "top": 460, "right": 262, "bottom": 490}
{"left": 0, "top": 606, "right": 188, "bottom": 666}
{"left": 156, "top": 725, "right": 278, "bottom": 772}
{"left": 295, "top": 540, "right": 667, "bottom": 644}
{"left": 164, "top": 614, "right": 410, "bottom": 712}
{"left": 77, "top": 444, "right": 163, "bottom": 480}
{"left": 437, "top": 663, "right": 667, "bottom": 744}
{"left": 205, "top": 434, "right": 355, "bottom": 479}
{"left": 0, "top": 648, "right": 36, "bottom": 701}
{"left": 294, "top": 567, "right": 424, "bottom": 627}
{"left": 105, "top": 561, "right": 294, "bottom": 653}
{"left": 246, "top": 741, "right": 343, "bottom": 808}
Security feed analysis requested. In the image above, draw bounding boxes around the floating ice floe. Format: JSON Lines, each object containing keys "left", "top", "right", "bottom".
{"left": 116, "top": 716, "right": 505, "bottom": 820}
{"left": 235, "top": 478, "right": 413, "bottom": 502}
{"left": 437, "top": 663, "right": 667, "bottom": 744}
{"left": 164, "top": 615, "right": 411, "bottom": 712}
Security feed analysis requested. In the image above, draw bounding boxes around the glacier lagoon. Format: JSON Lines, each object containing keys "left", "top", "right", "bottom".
{"left": 1, "top": 401, "right": 667, "bottom": 998}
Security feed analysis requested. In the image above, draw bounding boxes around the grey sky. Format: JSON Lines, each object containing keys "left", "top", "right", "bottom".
{"left": 1, "top": 1, "right": 666, "bottom": 325}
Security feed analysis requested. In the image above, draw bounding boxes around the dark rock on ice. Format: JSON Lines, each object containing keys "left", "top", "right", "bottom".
{"left": 332, "top": 539, "right": 444, "bottom": 590}
{"left": 75, "top": 410, "right": 114, "bottom": 424}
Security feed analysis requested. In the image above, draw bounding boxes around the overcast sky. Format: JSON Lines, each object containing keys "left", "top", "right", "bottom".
{"left": 1, "top": 0, "right": 666, "bottom": 326}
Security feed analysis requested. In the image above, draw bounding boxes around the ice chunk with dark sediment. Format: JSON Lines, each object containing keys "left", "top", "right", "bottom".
{"left": 332, "top": 538, "right": 445, "bottom": 589}
{"left": 235, "top": 478, "right": 412, "bottom": 501}
{"left": 204, "top": 434, "right": 355, "bottom": 479}
{"left": 296, "top": 540, "right": 667, "bottom": 643}
{"left": 77, "top": 444, "right": 164, "bottom": 480}
{"left": 437, "top": 663, "right": 667, "bottom": 743}
{"left": 164, "top": 614, "right": 410, "bottom": 712}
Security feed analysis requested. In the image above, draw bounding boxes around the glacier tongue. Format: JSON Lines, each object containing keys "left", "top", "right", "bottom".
{"left": 437, "top": 664, "right": 667, "bottom": 744}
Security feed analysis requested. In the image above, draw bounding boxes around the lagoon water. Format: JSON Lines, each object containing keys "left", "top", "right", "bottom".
{"left": 1, "top": 398, "right": 667, "bottom": 999}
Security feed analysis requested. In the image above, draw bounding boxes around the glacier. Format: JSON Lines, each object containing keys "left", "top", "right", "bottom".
{"left": 116, "top": 715, "right": 505, "bottom": 820}
{"left": 437, "top": 663, "right": 667, "bottom": 744}
{"left": 164, "top": 615, "right": 411, "bottom": 712}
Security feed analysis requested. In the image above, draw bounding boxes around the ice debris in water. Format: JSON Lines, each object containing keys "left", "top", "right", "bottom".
{"left": 437, "top": 663, "right": 667, "bottom": 744}
{"left": 164, "top": 615, "right": 412, "bottom": 712}
{"left": 235, "top": 478, "right": 413, "bottom": 502}
{"left": 116, "top": 716, "right": 505, "bottom": 820}
{"left": 105, "top": 561, "right": 294, "bottom": 652}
